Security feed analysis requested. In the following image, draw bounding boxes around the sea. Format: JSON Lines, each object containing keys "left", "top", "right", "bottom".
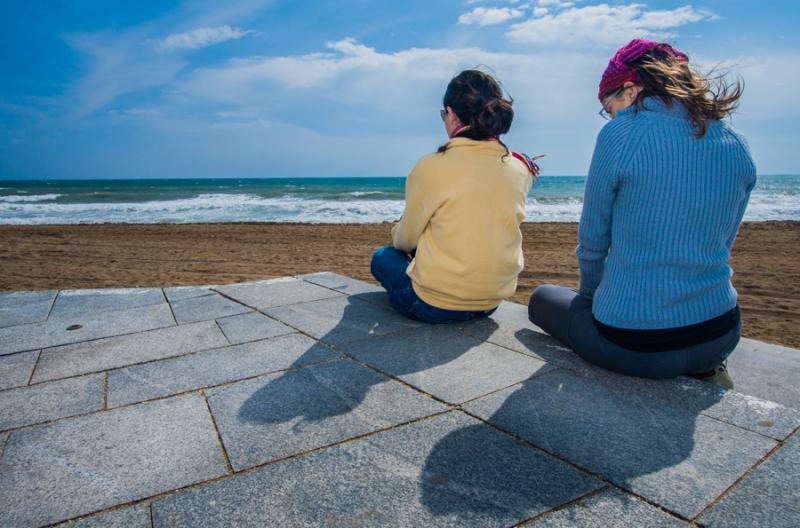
{"left": 0, "top": 175, "right": 798, "bottom": 224}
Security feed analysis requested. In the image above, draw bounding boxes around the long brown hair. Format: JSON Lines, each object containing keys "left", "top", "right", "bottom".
{"left": 629, "top": 47, "right": 743, "bottom": 138}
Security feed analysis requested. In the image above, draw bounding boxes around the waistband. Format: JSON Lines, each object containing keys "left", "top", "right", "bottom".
{"left": 593, "top": 306, "right": 740, "bottom": 353}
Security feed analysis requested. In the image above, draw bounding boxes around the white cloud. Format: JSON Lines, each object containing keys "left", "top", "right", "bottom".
{"left": 178, "top": 37, "right": 605, "bottom": 133}
{"left": 183, "top": 37, "right": 483, "bottom": 97}
{"left": 107, "top": 107, "right": 161, "bottom": 117}
{"left": 533, "top": 7, "right": 549, "bottom": 17}
{"left": 508, "top": 3, "right": 714, "bottom": 46}
{"left": 537, "top": 0, "right": 574, "bottom": 7}
{"left": 158, "top": 25, "right": 253, "bottom": 50}
{"left": 458, "top": 7, "right": 525, "bottom": 27}
{"left": 153, "top": 38, "right": 609, "bottom": 175}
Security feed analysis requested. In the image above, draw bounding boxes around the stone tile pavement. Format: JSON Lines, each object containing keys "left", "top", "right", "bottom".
{"left": 0, "top": 272, "right": 797, "bottom": 527}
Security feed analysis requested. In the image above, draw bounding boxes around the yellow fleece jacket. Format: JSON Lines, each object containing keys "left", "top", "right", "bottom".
{"left": 391, "top": 137, "right": 533, "bottom": 311}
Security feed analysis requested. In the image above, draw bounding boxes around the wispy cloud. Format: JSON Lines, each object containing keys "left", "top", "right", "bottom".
{"left": 508, "top": 3, "right": 715, "bottom": 46}
{"left": 64, "top": 30, "right": 186, "bottom": 119}
{"left": 59, "top": 1, "right": 271, "bottom": 119}
{"left": 106, "top": 107, "right": 162, "bottom": 117}
{"left": 536, "top": 0, "right": 575, "bottom": 7}
{"left": 458, "top": 7, "right": 525, "bottom": 26}
{"left": 158, "top": 25, "right": 254, "bottom": 50}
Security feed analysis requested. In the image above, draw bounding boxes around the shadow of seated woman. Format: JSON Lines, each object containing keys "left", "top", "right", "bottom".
{"left": 419, "top": 409, "right": 603, "bottom": 524}
{"left": 238, "top": 292, "right": 498, "bottom": 428}
{"left": 421, "top": 327, "right": 727, "bottom": 520}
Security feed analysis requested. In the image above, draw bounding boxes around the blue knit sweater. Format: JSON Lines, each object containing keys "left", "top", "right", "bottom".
{"left": 577, "top": 97, "right": 757, "bottom": 329}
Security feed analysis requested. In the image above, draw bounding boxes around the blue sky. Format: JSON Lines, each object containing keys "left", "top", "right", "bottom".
{"left": 1, "top": 0, "right": 798, "bottom": 179}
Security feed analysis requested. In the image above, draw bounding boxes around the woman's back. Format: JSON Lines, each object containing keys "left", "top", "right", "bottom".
{"left": 582, "top": 97, "right": 757, "bottom": 329}
{"left": 372, "top": 68, "right": 535, "bottom": 325}
{"left": 393, "top": 137, "right": 532, "bottom": 310}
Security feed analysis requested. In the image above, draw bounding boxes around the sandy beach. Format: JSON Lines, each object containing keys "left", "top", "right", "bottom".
{"left": 1, "top": 221, "right": 797, "bottom": 348}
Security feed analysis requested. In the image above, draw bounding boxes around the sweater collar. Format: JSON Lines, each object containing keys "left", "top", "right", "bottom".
{"left": 444, "top": 137, "right": 505, "bottom": 150}
{"left": 618, "top": 96, "right": 690, "bottom": 119}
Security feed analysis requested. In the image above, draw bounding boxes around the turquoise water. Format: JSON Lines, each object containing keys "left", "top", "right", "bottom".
{"left": 0, "top": 175, "right": 796, "bottom": 224}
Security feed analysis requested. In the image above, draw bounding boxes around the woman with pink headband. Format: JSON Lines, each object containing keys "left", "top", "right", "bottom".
{"left": 528, "top": 39, "right": 756, "bottom": 389}
{"left": 371, "top": 70, "right": 538, "bottom": 324}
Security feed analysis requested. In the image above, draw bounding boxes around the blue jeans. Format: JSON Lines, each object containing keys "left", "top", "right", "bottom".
{"left": 370, "top": 246, "right": 496, "bottom": 324}
{"left": 528, "top": 284, "right": 740, "bottom": 379}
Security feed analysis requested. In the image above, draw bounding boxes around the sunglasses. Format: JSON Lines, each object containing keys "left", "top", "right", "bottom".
{"left": 440, "top": 108, "right": 447, "bottom": 121}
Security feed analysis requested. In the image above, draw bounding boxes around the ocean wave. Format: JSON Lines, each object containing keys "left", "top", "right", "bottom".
{"left": 348, "top": 191, "right": 384, "bottom": 197}
{"left": 0, "top": 189, "right": 797, "bottom": 224}
{"left": 0, "top": 193, "right": 63, "bottom": 203}
{"left": 740, "top": 191, "right": 800, "bottom": 221}
{"left": 0, "top": 193, "right": 405, "bottom": 224}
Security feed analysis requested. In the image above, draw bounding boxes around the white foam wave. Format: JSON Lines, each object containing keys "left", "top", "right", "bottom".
{"left": 348, "top": 191, "right": 384, "bottom": 197}
{"left": 0, "top": 193, "right": 62, "bottom": 203}
{"left": 740, "top": 191, "right": 800, "bottom": 222}
{"left": 0, "top": 189, "right": 797, "bottom": 224}
{"left": 525, "top": 198, "right": 583, "bottom": 222}
{"left": 0, "top": 193, "right": 405, "bottom": 224}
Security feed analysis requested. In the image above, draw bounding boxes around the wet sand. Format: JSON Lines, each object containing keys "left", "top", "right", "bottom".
{"left": 1, "top": 221, "right": 797, "bottom": 348}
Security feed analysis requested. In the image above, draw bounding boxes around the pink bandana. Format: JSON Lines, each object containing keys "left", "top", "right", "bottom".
{"left": 598, "top": 39, "right": 689, "bottom": 101}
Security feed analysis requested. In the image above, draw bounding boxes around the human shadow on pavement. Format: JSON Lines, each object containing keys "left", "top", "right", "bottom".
{"left": 238, "top": 291, "right": 497, "bottom": 428}
{"left": 420, "top": 325, "right": 726, "bottom": 521}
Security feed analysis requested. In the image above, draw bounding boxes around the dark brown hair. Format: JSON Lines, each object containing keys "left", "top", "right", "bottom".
{"left": 438, "top": 69, "right": 514, "bottom": 155}
{"left": 629, "top": 47, "right": 744, "bottom": 138}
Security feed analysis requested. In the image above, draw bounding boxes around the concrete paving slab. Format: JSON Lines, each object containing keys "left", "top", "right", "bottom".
{"left": 485, "top": 312, "right": 800, "bottom": 415}
{"left": 296, "top": 272, "right": 394, "bottom": 309}
{"left": 463, "top": 369, "right": 776, "bottom": 519}
{"left": 1, "top": 275, "right": 798, "bottom": 527}
{"left": 207, "top": 359, "right": 447, "bottom": 470}
{"left": 488, "top": 300, "right": 545, "bottom": 332}
{"left": 457, "top": 318, "right": 591, "bottom": 373}
{"left": 347, "top": 290, "right": 398, "bottom": 308}
{"left": 0, "top": 394, "right": 226, "bottom": 528}
{"left": 55, "top": 503, "right": 152, "bottom": 528}
{"left": 152, "top": 411, "right": 602, "bottom": 527}
{"left": 627, "top": 375, "right": 800, "bottom": 442}
{"left": 0, "top": 373, "right": 104, "bottom": 431}
{"left": 0, "top": 290, "right": 57, "bottom": 328}
{"left": 458, "top": 317, "right": 800, "bottom": 439}
{"left": 107, "top": 333, "right": 338, "bottom": 408}
{"left": 170, "top": 293, "right": 252, "bottom": 325}
{"left": 163, "top": 285, "right": 216, "bottom": 302}
{"left": 342, "top": 325, "right": 553, "bottom": 404}
{"left": 51, "top": 288, "right": 165, "bottom": 319}
{"left": 728, "top": 337, "right": 800, "bottom": 410}
{"left": 530, "top": 488, "right": 687, "bottom": 527}
{"left": 32, "top": 321, "right": 229, "bottom": 383}
{"left": 215, "top": 277, "right": 343, "bottom": 310}
{"left": 263, "top": 294, "right": 424, "bottom": 346}
{"left": 0, "top": 301, "right": 54, "bottom": 328}
{"left": 0, "top": 350, "right": 38, "bottom": 390}
{"left": 216, "top": 311, "right": 294, "bottom": 345}
{"left": 0, "top": 302, "right": 175, "bottom": 355}
{"left": 298, "top": 272, "right": 383, "bottom": 295}
{"left": 699, "top": 431, "right": 800, "bottom": 527}
{"left": 0, "top": 289, "right": 58, "bottom": 308}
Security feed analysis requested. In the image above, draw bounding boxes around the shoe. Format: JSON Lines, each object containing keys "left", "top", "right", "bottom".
{"left": 689, "top": 362, "right": 734, "bottom": 391}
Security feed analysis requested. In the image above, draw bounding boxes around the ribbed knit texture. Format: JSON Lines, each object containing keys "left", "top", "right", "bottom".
{"left": 577, "top": 97, "right": 757, "bottom": 329}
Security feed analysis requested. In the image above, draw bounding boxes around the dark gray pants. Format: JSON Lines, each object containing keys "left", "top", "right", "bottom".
{"left": 528, "top": 284, "right": 740, "bottom": 379}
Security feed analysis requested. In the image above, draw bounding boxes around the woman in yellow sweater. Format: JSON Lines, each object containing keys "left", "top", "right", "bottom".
{"left": 371, "top": 69, "right": 537, "bottom": 324}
